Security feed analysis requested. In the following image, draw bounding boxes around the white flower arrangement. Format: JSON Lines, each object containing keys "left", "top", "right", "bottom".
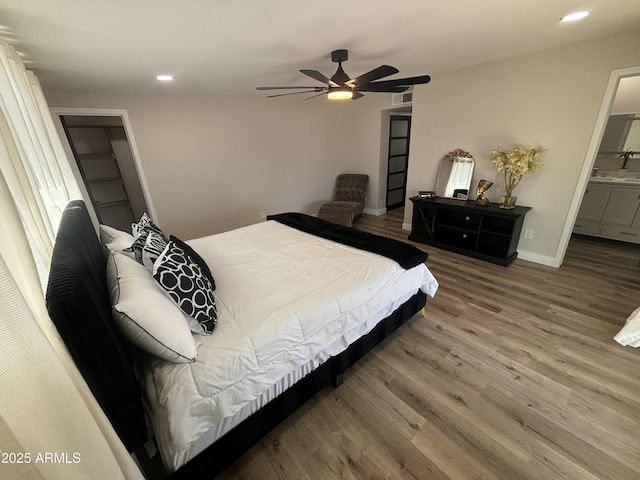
{"left": 489, "top": 144, "right": 545, "bottom": 201}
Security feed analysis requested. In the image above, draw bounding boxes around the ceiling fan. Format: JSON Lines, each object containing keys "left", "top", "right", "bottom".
{"left": 256, "top": 49, "right": 431, "bottom": 100}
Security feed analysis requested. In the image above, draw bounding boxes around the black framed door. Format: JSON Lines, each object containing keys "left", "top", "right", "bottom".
{"left": 386, "top": 115, "right": 411, "bottom": 210}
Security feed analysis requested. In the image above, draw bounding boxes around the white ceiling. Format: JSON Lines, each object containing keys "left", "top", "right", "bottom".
{"left": 2, "top": 0, "right": 640, "bottom": 97}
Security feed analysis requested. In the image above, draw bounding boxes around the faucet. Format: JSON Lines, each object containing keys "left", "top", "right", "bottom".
{"left": 620, "top": 150, "right": 637, "bottom": 169}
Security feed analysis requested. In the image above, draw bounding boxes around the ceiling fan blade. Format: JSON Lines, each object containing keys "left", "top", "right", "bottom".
{"left": 347, "top": 65, "right": 399, "bottom": 87}
{"left": 352, "top": 91, "right": 365, "bottom": 100}
{"left": 267, "top": 90, "right": 326, "bottom": 98}
{"left": 358, "top": 85, "right": 409, "bottom": 93}
{"left": 305, "top": 92, "right": 328, "bottom": 100}
{"left": 365, "top": 75, "right": 431, "bottom": 88}
{"left": 257, "top": 86, "right": 325, "bottom": 91}
{"left": 300, "top": 69, "right": 340, "bottom": 87}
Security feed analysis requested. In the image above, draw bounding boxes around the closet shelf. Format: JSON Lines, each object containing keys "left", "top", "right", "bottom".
{"left": 96, "top": 200, "right": 130, "bottom": 207}
{"left": 87, "top": 177, "right": 123, "bottom": 183}
{"left": 77, "top": 153, "right": 116, "bottom": 160}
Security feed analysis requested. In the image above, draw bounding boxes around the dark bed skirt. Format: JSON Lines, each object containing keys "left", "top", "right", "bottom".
{"left": 168, "top": 290, "right": 427, "bottom": 480}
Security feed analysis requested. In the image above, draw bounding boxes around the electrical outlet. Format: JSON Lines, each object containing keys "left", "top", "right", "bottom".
{"left": 524, "top": 229, "right": 534, "bottom": 240}
{"left": 259, "top": 211, "right": 266, "bottom": 220}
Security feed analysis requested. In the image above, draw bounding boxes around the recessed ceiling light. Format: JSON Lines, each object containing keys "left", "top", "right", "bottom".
{"left": 156, "top": 74, "right": 174, "bottom": 81}
{"left": 560, "top": 10, "right": 590, "bottom": 22}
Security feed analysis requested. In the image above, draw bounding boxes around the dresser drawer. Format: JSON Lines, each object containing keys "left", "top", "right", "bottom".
{"left": 573, "top": 220, "right": 600, "bottom": 234}
{"left": 436, "top": 208, "right": 481, "bottom": 230}
{"left": 434, "top": 225, "right": 478, "bottom": 250}
{"left": 600, "top": 224, "right": 640, "bottom": 243}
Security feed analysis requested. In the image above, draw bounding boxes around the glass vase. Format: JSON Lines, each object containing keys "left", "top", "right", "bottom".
{"left": 500, "top": 193, "right": 517, "bottom": 209}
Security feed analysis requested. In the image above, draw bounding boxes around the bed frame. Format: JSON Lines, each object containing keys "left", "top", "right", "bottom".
{"left": 45, "top": 200, "right": 428, "bottom": 479}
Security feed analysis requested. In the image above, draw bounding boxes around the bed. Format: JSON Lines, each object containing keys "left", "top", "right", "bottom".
{"left": 45, "top": 200, "right": 438, "bottom": 479}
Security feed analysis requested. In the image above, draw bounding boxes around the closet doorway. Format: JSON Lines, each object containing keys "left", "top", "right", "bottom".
{"left": 53, "top": 109, "right": 154, "bottom": 231}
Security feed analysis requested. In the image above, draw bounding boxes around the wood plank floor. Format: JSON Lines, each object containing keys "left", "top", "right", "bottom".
{"left": 217, "top": 209, "right": 640, "bottom": 480}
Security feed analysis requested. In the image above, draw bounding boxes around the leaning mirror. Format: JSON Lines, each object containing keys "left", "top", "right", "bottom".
{"left": 435, "top": 149, "right": 475, "bottom": 199}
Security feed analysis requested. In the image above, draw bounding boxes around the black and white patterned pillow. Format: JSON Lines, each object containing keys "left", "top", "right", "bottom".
{"left": 170, "top": 235, "right": 216, "bottom": 290}
{"left": 153, "top": 241, "right": 217, "bottom": 335}
{"left": 124, "top": 214, "right": 168, "bottom": 265}
{"left": 132, "top": 213, "right": 166, "bottom": 239}
{"left": 141, "top": 232, "right": 168, "bottom": 271}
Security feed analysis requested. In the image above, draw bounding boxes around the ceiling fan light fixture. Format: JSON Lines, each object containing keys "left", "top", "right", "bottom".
{"left": 327, "top": 87, "right": 353, "bottom": 100}
{"left": 257, "top": 49, "right": 430, "bottom": 102}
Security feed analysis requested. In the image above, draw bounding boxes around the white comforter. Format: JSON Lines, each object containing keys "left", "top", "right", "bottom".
{"left": 144, "top": 220, "right": 438, "bottom": 470}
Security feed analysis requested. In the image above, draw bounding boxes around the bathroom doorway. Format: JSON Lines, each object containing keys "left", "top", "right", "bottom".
{"left": 557, "top": 67, "right": 640, "bottom": 266}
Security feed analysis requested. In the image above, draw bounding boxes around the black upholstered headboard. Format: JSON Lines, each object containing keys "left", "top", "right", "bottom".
{"left": 45, "top": 200, "right": 146, "bottom": 452}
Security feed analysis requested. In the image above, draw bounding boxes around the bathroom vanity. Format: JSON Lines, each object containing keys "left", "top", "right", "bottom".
{"left": 573, "top": 172, "right": 640, "bottom": 243}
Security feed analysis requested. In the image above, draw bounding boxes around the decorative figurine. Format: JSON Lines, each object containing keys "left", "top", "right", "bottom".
{"left": 475, "top": 179, "right": 493, "bottom": 206}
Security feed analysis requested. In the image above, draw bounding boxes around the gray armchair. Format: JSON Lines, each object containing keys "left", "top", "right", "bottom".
{"left": 317, "top": 174, "right": 369, "bottom": 227}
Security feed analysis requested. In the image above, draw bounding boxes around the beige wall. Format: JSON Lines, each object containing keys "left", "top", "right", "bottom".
{"left": 401, "top": 29, "right": 640, "bottom": 265}
{"left": 46, "top": 94, "right": 353, "bottom": 239}
{"left": 47, "top": 28, "right": 640, "bottom": 265}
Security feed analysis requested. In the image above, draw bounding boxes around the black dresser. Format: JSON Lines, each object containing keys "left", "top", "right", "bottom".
{"left": 409, "top": 196, "right": 531, "bottom": 266}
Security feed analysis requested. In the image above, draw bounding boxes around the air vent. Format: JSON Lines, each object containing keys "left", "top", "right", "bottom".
{"left": 391, "top": 91, "right": 413, "bottom": 106}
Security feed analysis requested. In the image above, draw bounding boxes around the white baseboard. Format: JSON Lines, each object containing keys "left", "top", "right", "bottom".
{"left": 402, "top": 222, "right": 412, "bottom": 231}
{"left": 516, "top": 250, "right": 558, "bottom": 267}
{"left": 363, "top": 207, "right": 387, "bottom": 216}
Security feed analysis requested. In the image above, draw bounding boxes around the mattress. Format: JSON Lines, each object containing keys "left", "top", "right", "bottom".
{"left": 142, "top": 220, "right": 438, "bottom": 471}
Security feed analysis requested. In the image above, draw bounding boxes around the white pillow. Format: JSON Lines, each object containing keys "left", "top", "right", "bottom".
{"left": 100, "top": 224, "right": 134, "bottom": 252}
{"left": 614, "top": 306, "right": 640, "bottom": 347}
{"left": 106, "top": 251, "right": 197, "bottom": 363}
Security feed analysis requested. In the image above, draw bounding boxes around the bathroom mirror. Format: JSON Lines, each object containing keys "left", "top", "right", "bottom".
{"left": 599, "top": 114, "right": 640, "bottom": 153}
{"left": 435, "top": 149, "right": 475, "bottom": 199}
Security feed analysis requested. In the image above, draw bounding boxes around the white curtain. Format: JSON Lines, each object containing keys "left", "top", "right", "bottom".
{"left": 0, "top": 40, "right": 143, "bottom": 480}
